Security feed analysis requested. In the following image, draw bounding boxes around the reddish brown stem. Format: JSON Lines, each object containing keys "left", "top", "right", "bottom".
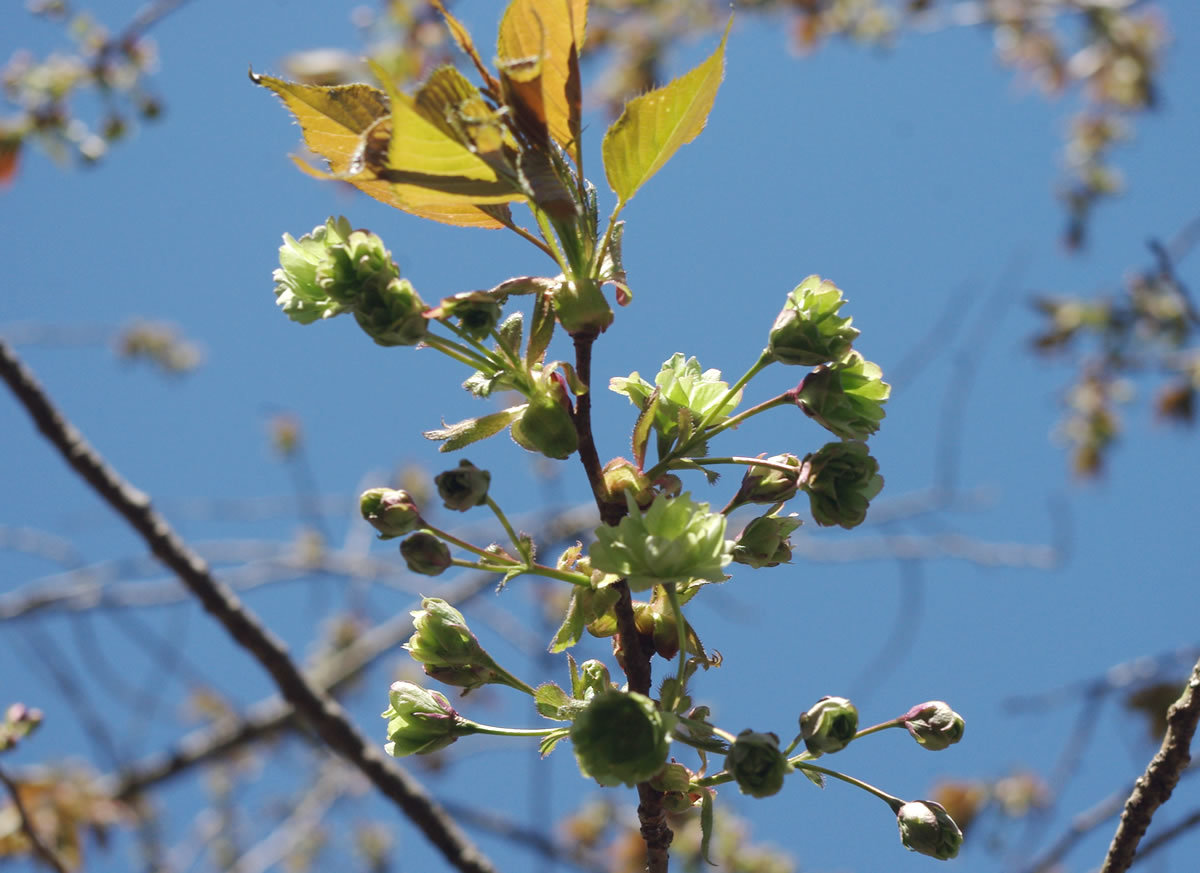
{"left": 572, "top": 332, "right": 670, "bottom": 872}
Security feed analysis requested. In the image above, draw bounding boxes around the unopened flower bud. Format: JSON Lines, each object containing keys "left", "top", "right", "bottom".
{"left": 727, "top": 730, "right": 791, "bottom": 798}
{"left": 767, "top": 275, "right": 860, "bottom": 366}
{"left": 800, "top": 696, "right": 858, "bottom": 757}
{"left": 577, "top": 660, "right": 612, "bottom": 698}
{"left": 354, "top": 277, "right": 428, "bottom": 346}
{"left": 901, "top": 701, "right": 965, "bottom": 751}
{"left": 510, "top": 374, "right": 579, "bottom": 460}
{"left": 434, "top": 460, "right": 491, "bottom": 511}
{"left": 789, "top": 353, "right": 889, "bottom": 440}
{"left": 800, "top": 441, "right": 883, "bottom": 530}
{"left": 733, "top": 513, "right": 802, "bottom": 568}
{"left": 650, "top": 762, "right": 692, "bottom": 794}
{"left": 360, "top": 488, "right": 422, "bottom": 539}
{"left": 553, "top": 277, "right": 613, "bottom": 337}
{"left": 897, "top": 800, "right": 963, "bottom": 860}
{"left": 400, "top": 531, "right": 452, "bottom": 576}
{"left": 381, "top": 680, "right": 463, "bottom": 756}
{"left": 433, "top": 291, "right": 503, "bottom": 340}
{"left": 570, "top": 691, "right": 670, "bottom": 787}
{"left": 405, "top": 598, "right": 528, "bottom": 693}
{"left": 733, "top": 454, "right": 802, "bottom": 506}
{"left": 601, "top": 457, "right": 652, "bottom": 508}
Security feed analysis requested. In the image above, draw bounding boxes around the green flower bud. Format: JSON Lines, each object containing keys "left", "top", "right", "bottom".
{"left": 510, "top": 374, "right": 579, "bottom": 460}
{"left": 433, "top": 291, "right": 503, "bottom": 341}
{"left": 273, "top": 217, "right": 356, "bottom": 324}
{"left": 790, "top": 352, "right": 890, "bottom": 440}
{"left": 360, "top": 488, "right": 422, "bottom": 539}
{"left": 570, "top": 690, "right": 670, "bottom": 787}
{"left": 733, "top": 512, "right": 802, "bottom": 568}
{"left": 381, "top": 681, "right": 463, "bottom": 756}
{"left": 901, "top": 701, "right": 965, "bottom": 751}
{"left": 400, "top": 531, "right": 452, "bottom": 576}
{"left": 589, "top": 492, "right": 733, "bottom": 592}
{"left": 800, "top": 441, "right": 884, "bottom": 530}
{"left": 727, "top": 730, "right": 791, "bottom": 798}
{"left": 610, "top": 354, "right": 741, "bottom": 448}
{"left": 405, "top": 597, "right": 507, "bottom": 692}
{"left": 600, "top": 457, "right": 653, "bottom": 509}
{"left": 353, "top": 277, "right": 429, "bottom": 346}
{"left": 434, "top": 460, "right": 491, "bottom": 511}
{"left": 732, "top": 453, "right": 802, "bottom": 506}
{"left": 897, "top": 800, "right": 963, "bottom": 860}
{"left": 316, "top": 225, "right": 399, "bottom": 305}
{"left": 650, "top": 762, "right": 692, "bottom": 794}
{"left": 553, "top": 277, "right": 613, "bottom": 337}
{"left": 577, "top": 659, "right": 613, "bottom": 698}
{"left": 767, "top": 275, "right": 861, "bottom": 366}
{"left": 800, "top": 696, "right": 858, "bottom": 757}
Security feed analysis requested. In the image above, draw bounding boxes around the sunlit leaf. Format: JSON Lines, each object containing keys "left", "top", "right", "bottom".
{"left": 601, "top": 16, "right": 730, "bottom": 206}
{"left": 535, "top": 682, "right": 572, "bottom": 718}
{"left": 549, "top": 587, "right": 586, "bottom": 652}
{"left": 497, "top": 0, "right": 587, "bottom": 156}
{"left": 254, "top": 70, "right": 517, "bottom": 228}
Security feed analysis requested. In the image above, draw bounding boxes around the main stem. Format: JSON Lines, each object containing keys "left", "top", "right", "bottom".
{"left": 571, "top": 333, "right": 671, "bottom": 872}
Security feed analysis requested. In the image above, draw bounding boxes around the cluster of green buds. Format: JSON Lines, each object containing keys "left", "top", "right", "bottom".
{"left": 274, "top": 217, "right": 427, "bottom": 346}
{"left": 258, "top": 7, "right": 961, "bottom": 861}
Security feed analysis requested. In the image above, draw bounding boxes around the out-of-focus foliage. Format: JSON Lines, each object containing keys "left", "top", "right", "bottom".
{"left": 1, "top": 0, "right": 165, "bottom": 181}
{"left": 1032, "top": 217, "right": 1199, "bottom": 475}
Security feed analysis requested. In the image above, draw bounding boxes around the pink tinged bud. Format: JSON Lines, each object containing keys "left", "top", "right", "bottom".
{"left": 360, "top": 488, "right": 422, "bottom": 539}
{"left": 901, "top": 701, "right": 965, "bottom": 751}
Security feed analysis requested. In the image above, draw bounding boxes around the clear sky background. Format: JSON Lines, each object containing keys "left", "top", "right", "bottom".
{"left": 2, "top": 2, "right": 1199, "bottom": 872}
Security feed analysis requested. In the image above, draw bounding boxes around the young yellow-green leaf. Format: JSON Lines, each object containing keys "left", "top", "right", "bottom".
{"left": 254, "top": 71, "right": 512, "bottom": 228}
{"left": 252, "top": 71, "right": 387, "bottom": 173}
{"left": 497, "top": 0, "right": 587, "bottom": 155}
{"left": 601, "top": 16, "right": 730, "bottom": 206}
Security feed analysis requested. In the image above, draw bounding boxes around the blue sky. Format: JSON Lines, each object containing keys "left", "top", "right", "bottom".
{"left": 2, "top": 2, "right": 1199, "bottom": 872}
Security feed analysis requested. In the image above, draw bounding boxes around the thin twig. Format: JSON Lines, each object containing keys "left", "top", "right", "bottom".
{"left": 1099, "top": 654, "right": 1200, "bottom": 873}
{"left": 0, "top": 765, "right": 70, "bottom": 873}
{"left": 0, "top": 337, "right": 500, "bottom": 873}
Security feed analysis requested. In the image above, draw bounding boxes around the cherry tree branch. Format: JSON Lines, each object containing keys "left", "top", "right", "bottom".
{"left": 0, "top": 764, "right": 70, "bottom": 873}
{"left": 0, "top": 337, "right": 500, "bottom": 873}
{"left": 1099, "top": 654, "right": 1200, "bottom": 873}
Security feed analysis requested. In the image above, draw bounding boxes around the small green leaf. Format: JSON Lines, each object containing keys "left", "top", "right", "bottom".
{"left": 798, "top": 766, "right": 826, "bottom": 788}
{"left": 424, "top": 405, "right": 527, "bottom": 452}
{"left": 601, "top": 16, "right": 730, "bottom": 206}
{"left": 497, "top": 312, "right": 524, "bottom": 358}
{"left": 527, "top": 290, "right": 556, "bottom": 367}
{"left": 699, "top": 789, "right": 716, "bottom": 864}
{"left": 549, "top": 588, "right": 586, "bottom": 652}
{"left": 535, "top": 682, "right": 572, "bottom": 719}
{"left": 631, "top": 387, "right": 660, "bottom": 471}
{"left": 539, "top": 728, "right": 571, "bottom": 758}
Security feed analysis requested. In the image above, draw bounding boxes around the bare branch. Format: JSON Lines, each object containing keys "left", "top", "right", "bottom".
{"left": 1100, "top": 654, "right": 1200, "bottom": 873}
{"left": 0, "top": 337, "right": 501, "bottom": 873}
{"left": 0, "top": 764, "right": 71, "bottom": 873}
